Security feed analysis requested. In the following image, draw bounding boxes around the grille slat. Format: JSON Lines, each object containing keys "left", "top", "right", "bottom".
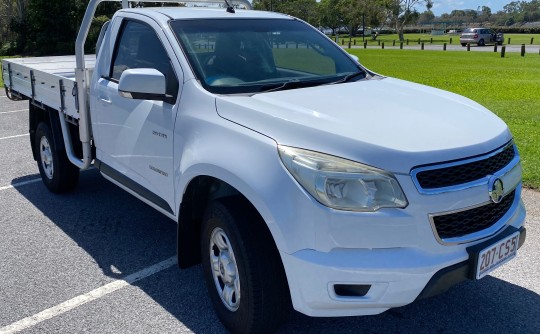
{"left": 432, "top": 190, "right": 515, "bottom": 240}
{"left": 416, "top": 144, "right": 515, "bottom": 189}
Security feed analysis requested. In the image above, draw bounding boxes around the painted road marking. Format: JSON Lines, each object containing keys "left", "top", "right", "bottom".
{"left": 0, "top": 178, "right": 42, "bottom": 191}
{"left": 0, "top": 134, "right": 29, "bottom": 141}
{"left": 0, "top": 109, "right": 28, "bottom": 114}
{"left": 0, "top": 168, "right": 96, "bottom": 191}
{"left": 0, "top": 256, "right": 177, "bottom": 334}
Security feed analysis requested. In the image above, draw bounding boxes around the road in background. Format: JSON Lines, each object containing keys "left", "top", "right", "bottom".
{"left": 343, "top": 42, "right": 540, "bottom": 54}
{"left": 1, "top": 92, "right": 539, "bottom": 333}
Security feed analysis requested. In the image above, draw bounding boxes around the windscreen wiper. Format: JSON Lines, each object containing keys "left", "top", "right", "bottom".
{"left": 329, "top": 70, "right": 367, "bottom": 85}
{"left": 259, "top": 79, "right": 327, "bottom": 93}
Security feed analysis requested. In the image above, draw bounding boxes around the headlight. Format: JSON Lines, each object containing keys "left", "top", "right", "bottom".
{"left": 278, "top": 146, "right": 408, "bottom": 212}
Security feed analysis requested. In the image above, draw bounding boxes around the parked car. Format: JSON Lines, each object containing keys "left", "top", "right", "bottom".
{"left": 460, "top": 28, "right": 503, "bottom": 46}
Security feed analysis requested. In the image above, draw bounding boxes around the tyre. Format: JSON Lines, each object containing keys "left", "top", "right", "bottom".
{"left": 201, "top": 197, "right": 290, "bottom": 334}
{"left": 461, "top": 43, "right": 467, "bottom": 47}
{"left": 478, "top": 39, "right": 485, "bottom": 46}
{"left": 35, "top": 122, "right": 79, "bottom": 193}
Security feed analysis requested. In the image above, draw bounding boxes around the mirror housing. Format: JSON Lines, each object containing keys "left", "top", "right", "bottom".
{"left": 118, "top": 68, "right": 167, "bottom": 101}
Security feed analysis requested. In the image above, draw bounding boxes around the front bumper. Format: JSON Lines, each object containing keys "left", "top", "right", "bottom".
{"left": 416, "top": 226, "right": 526, "bottom": 300}
{"left": 280, "top": 201, "right": 526, "bottom": 317}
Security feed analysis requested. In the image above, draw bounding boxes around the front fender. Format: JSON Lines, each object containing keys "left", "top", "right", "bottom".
{"left": 174, "top": 109, "right": 316, "bottom": 254}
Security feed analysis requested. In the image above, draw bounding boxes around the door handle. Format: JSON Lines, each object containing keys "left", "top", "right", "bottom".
{"left": 99, "top": 96, "right": 112, "bottom": 104}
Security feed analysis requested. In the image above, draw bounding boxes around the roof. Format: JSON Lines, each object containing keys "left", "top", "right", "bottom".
{"left": 121, "top": 7, "right": 291, "bottom": 21}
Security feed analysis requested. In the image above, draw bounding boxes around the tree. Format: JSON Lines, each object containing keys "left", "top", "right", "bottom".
{"left": 24, "top": 0, "right": 91, "bottom": 55}
{"left": 478, "top": 6, "right": 492, "bottom": 23}
{"left": 334, "top": 0, "right": 390, "bottom": 40}
{"left": 253, "top": 0, "right": 318, "bottom": 25}
{"left": 386, "top": 0, "right": 432, "bottom": 41}
{"left": 503, "top": 1, "right": 523, "bottom": 14}
{"left": 318, "top": 0, "right": 342, "bottom": 35}
{"left": 418, "top": 10, "right": 434, "bottom": 24}
{"left": 278, "top": 0, "right": 318, "bottom": 25}
{"left": 0, "top": 0, "right": 29, "bottom": 54}
{"left": 339, "top": 0, "right": 368, "bottom": 38}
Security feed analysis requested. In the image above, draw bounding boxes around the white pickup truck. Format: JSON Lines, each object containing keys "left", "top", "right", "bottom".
{"left": 2, "top": 1, "right": 527, "bottom": 333}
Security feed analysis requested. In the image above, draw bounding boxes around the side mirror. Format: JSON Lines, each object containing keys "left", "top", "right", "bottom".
{"left": 118, "top": 68, "right": 167, "bottom": 101}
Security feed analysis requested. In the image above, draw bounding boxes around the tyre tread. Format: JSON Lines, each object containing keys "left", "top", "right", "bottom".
{"left": 201, "top": 196, "right": 291, "bottom": 334}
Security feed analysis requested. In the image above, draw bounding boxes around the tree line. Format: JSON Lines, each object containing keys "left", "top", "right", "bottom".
{"left": 0, "top": 0, "right": 121, "bottom": 55}
{"left": 418, "top": 1, "right": 540, "bottom": 27}
{"left": 1, "top": 0, "right": 540, "bottom": 56}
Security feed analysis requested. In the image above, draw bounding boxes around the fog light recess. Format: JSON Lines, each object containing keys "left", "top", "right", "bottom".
{"left": 334, "top": 284, "right": 371, "bottom": 297}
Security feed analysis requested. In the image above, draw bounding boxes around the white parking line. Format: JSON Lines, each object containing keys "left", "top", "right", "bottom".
{"left": 0, "top": 109, "right": 28, "bottom": 114}
{"left": 0, "top": 167, "right": 97, "bottom": 191}
{"left": 0, "top": 134, "right": 29, "bottom": 141}
{"left": 0, "top": 178, "right": 42, "bottom": 191}
{"left": 0, "top": 256, "right": 177, "bottom": 334}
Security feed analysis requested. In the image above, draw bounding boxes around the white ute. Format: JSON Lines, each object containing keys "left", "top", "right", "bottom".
{"left": 2, "top": 1, "right": 527, "bottom": 333}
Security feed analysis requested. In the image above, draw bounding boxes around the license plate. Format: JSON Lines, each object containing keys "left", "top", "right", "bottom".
{"left": 475, "top": 232, "right": 520, "bottom": 280}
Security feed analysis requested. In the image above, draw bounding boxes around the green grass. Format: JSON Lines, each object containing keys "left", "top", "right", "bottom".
{"left": 504, "top": 33, "right": 540, "bottom": 45}
{"left": 333, "top": 33, "right": 540, "bottom": 47}
{"left": 274, "top": 49, "right": 335, "bottom": 74}
{"left": 348, "top": 48, "right": 540, "bottom": 189}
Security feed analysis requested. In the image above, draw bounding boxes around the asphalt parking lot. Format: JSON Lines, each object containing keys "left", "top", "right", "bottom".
{"left": 0, "top": 92, "right": 539, "bottom": 334}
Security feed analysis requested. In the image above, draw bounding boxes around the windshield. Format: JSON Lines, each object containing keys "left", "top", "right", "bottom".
{"left": 170, "top": 19, "right": 364, "bottom": 94}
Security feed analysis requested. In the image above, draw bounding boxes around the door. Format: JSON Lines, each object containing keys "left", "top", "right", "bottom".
{"left": 92, "top": 18, "right": 181, "bottom": 214}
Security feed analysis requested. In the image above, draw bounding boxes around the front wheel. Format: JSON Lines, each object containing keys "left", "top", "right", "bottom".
{"left": 201, "top": 197, "right": 290, "bottom": 334}
{"left": 35, "top": 122, "right": 79, "bottom": 193}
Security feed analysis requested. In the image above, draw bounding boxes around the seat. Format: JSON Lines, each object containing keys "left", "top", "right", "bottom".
{"left": 208, "top": 34, "right": 248, "bottom": 80}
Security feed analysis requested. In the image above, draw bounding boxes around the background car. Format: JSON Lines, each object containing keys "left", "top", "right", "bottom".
{"left": 460, "top": 28, "right": 503, "bottom": 46}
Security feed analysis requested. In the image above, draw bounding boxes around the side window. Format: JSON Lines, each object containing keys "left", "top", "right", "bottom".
{"left": 111, "top": 20, "right": 179, "bottom": 98}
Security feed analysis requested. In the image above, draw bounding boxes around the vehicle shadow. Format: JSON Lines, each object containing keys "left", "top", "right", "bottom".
{"left": 13, "top": 170, "right": 225, "bottom": 332}
{"left": 278, "top": 277, "right": 540, "bottom": 333}
{"left": 13, "top": 170, "right": 540, "bottom": 333}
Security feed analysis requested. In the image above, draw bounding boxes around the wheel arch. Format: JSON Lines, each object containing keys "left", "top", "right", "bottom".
{"left": 29, "top": 103, "right": 83, "bottom": 161}
{"left": 29, "top": 103, "right": 50, "bottom": 161}
{"left": 176, "top": 169, "right": 287, "bottom": 269}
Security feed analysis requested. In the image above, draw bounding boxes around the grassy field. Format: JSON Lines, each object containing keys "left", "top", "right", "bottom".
{"left": 334, "top": 33, "right": 540, "bottom": 47}
{"left": 348, "top": 49, "right": 540, "bottom": 189}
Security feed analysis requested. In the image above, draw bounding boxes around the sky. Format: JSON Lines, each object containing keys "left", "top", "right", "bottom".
{"left": 429, "top": 0, "right": 509, "bottom": 16}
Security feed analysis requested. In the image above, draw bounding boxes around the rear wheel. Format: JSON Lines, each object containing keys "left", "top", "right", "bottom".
{"left": 478, "top": 39, "right": 485, "bottom": 46}
{"left": 201, "top": 197, "right": 290, "bottom": 334}
{"left": 35, "top": 122, "right": 79, "bottom": 193}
